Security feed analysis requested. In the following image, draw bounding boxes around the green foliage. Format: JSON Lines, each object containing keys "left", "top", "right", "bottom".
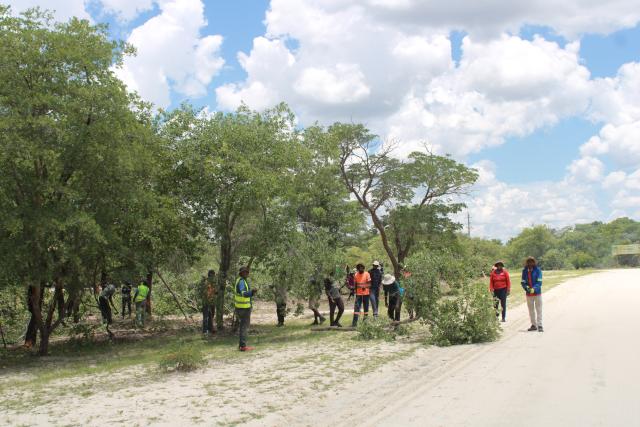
{"left": 570, "top": 251, "right": 597, "bottom": 269}
{"left": 0, "top": 284, "right": 29, "bottom": 345}
{"left": 504, "top": 218, "right": 640, "bottom": 270}
{"left": 0, "top": 6, "right": 197, "bottom": 353}
{"left": 506, "top": 226, "right": 557, "bottom": 269}
{"left": 158, "top": 343, "right": 205, "bottom": 373}
{"left": 428, "top": 283, "right": 501, "bottom": 347}
{"left": 332, "top": 123, "right": 478, "bottom": 275}
{"left": 355, "top": 317, "right": 394, "bottom": 341}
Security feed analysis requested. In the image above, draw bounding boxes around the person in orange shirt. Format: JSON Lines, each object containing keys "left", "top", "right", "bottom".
{"left": 489, "top": 261, "right": 511, "bottom": 322}
{"left": 351, "top": 263, "right": 371, "bottom": 327}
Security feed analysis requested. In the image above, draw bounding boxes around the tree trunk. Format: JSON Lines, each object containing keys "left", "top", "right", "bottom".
{"left": 216, "top": 233, "right": 232, "bottom": 330}
{"left": 369, "top": 210, "right": 401, "bottom": 278}
{"left": 24, "top": 285, "right": 40, "bottom": 347}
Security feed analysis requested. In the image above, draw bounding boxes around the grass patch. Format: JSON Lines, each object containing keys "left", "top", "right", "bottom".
{"left": 158, "top": 342, "right": 205, "bottom": 373}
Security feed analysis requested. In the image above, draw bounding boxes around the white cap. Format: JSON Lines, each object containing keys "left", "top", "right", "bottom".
{"left": 373, "top": 260, "right": 380, "bottom": 266}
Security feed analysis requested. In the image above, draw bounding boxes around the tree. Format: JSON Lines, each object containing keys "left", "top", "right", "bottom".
{"left": 164, "top": 104, "right": 302, "bottom": 329}
{"left": 0, "top": 7, "right": 190, "bottom": 354}
{"left": 331, "top": 123, "right": 478, "bottom": 276}
{"left": 506, "top": 225, "right": 557, "bottom": 269}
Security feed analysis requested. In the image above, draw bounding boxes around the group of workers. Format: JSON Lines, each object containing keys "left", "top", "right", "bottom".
{"left": 489, "top": 256, "right": 544, "bottom": 332}
{"left": 97, "top": 279, "right": 150, "bottom": 329}
{"left": 228, "top": 261, "right": 406, "bottom": 351}
{"left": 94, "top": 255, "right": 543, "bottom": 350}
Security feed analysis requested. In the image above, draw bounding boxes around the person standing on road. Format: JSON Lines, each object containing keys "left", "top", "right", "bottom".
{"left": 490, "top": 261, "right": 511, "bottom": 322}
{"left": 133, "top": 279, "right": 150, "bottom": 328}
{"left": 98, "top": 281, "right": 118, "bottom": 325}
{"left": 236, "top": 266, "right": 257, "bottom": 351}
{"left": 324, "top": 273, "right": 345, "bottom": 327}
{"left": 121, "top": 281, "right": 132, "bottom": 319}
{"left": 369, "top": 261, "right": 383, "bottom": 317}
{"left": 521, "top": 257, "right": 543, "bottom": 332}
{"left": 351, "top": 263, "right": 371, "bottom": 327}
{"left": 200, "top": 270, "right": 217, "bottom": 336}
{"left": 382, "top": 274, "right": 403, "bottom": 321}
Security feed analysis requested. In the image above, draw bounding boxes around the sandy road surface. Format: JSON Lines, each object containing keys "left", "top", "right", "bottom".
{"left": 266, "top": 269, "right": 640, "bottom": 427}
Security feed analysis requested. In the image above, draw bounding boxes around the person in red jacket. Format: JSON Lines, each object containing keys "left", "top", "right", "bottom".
{"left": 489, "top": 261, "right": 511, "bottom": 322}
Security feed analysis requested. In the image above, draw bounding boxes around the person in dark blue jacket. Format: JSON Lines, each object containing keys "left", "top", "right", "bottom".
{"left": 521, "top": 257, "right": 543, "bottom": 332}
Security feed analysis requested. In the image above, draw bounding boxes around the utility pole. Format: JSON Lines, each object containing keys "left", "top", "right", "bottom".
{"left": 467, "top": 211, "right": 471, "bottom": 238}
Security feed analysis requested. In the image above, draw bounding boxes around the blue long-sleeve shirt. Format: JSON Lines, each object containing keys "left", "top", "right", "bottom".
{"left": 236, "top": 278, "right": 254, "bottom": 298}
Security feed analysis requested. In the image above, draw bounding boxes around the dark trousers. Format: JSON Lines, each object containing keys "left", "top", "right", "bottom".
{"left": 202, "top": 304, "right": 215, "bottom": 334}
{"left": 329, "top": 297, "right": 344, "bottom": 325}
{"left": 99, "top": 296, "right": 112, "bottom": 325}
{"left": 388, "top": 295, "right": 402, "bottom": 321}
{"left": 122, "top": 297, "right": 132, "bottom": 318}
{"left": 352, "top": 295, "right": 370, "bottom": 326}
{"left": 236, "top": 308, "right": 251, "bottom": 348}
{"left": 276, "top": 302, "right": 286, "bottom": 325}
{"left": 493, "top": 288, "right": 507, "bottom": 320}
{"left": 370, "top": 288, "right": 380, "bottom": 316}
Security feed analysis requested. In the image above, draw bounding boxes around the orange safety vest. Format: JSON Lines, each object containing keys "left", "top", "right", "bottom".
{"left": 354, "top": 271, "right": 371, "bottom": 296}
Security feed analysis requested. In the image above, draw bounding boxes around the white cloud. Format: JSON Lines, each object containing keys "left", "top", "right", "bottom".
{"left": 113, "top": 0, "right": 224, "bottom": 108}
{"left": 220, "top": 6, "right": 592, "bottom": 157}
{"left": 466, "top": 160, "right": 603, "bottom": 241}
{"left": 358, "top": 0, "right": 640, "bottom": 39}
{"left": 567, "top": 156, "right": 605, "bottom": 183}
{"left": 98, "top": 0, "right": 155, "bottom": 22}
{"left": 294, "top": 64, "right": 370, "bottom": 104}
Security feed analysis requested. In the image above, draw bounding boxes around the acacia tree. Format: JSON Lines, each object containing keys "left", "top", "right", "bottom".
{"left": 330, "top": 123, "right": 478, "bottom": 277}
{"left": 0, "top": 7, "right": 191, "bottom": 354}
{"left": 163, "top": 104, "right": 301, "bottom": 329}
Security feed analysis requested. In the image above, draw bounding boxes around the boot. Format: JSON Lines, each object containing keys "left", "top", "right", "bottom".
{"left": 527, "top": 325, "right": 537, "bottom": 331}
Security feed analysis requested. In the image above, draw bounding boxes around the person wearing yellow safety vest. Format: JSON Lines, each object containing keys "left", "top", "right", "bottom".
{"left": 133, "top": 279, "right": 150, "bottom": 328}
{"left": 236, "top": 266, "right": 257, "bottom": 351}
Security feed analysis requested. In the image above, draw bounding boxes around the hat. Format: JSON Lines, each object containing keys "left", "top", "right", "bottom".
{"left": 239, "top": 266, "right": 250, "bottom": 274}
{"left": 372, "top": 260, "right": 380, "bottom": 266}
{"left": 382, "top": 274, "right": 396, "bottom": 285}
{"left": 494, "top": 261, "right": 505, "bottom": 268}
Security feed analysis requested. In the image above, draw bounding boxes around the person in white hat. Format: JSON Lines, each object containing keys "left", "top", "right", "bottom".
{"left": 368, "top": 261, "right": 383, "bottom": 317}
{"left": 382, "top": 274, "right": 403, "bottom": 321}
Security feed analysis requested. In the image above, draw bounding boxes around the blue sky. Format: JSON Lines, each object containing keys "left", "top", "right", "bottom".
{"left": 7, "top": 0, "right": 640, "bottom": 240}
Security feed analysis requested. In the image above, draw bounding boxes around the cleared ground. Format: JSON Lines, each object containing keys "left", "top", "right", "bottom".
{"left": 2, "top": 269, "right": 630, "bottom": 427}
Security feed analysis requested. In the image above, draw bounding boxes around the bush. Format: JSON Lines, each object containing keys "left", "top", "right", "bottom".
{"left": 356, "top": 317, "right": 395, "bottom": 341}
{"left": 159, "top": 343, "right": 205, "bottom": 373}
{"left": 428, "top": 282, "right": 500, "bottom": 347}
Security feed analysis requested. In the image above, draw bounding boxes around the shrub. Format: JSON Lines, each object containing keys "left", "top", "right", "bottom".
{"left": 356, "top": 317, "right": 394, "bottom": 341}
{"left": 428, "top": 282, "right": 500, "bottom": 347}
{"left": 159, "top": 343, "right": 205, "bottom": 373}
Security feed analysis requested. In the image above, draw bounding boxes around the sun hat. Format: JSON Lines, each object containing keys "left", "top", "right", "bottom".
{"left": 382, "top": 274, "right": 396, "bottom": 285}
{"left": 494, "top": 261, "right": 505, "bottom": 268}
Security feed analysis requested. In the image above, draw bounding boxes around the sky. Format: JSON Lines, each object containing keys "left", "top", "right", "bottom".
{"left": 6, "top": 0, "right": 640, "bottom": 241}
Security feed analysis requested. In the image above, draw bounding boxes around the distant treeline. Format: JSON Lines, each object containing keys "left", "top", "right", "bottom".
{"left": 461, "top": 218, "right": 640, "bottom": 271}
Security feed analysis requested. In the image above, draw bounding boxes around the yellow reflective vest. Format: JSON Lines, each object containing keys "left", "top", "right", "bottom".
{"left": 234, "top": 277, "right": 251, "bottom": 309}
{"left": 135, "top": 284, "right": 149, "bottom": 303}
